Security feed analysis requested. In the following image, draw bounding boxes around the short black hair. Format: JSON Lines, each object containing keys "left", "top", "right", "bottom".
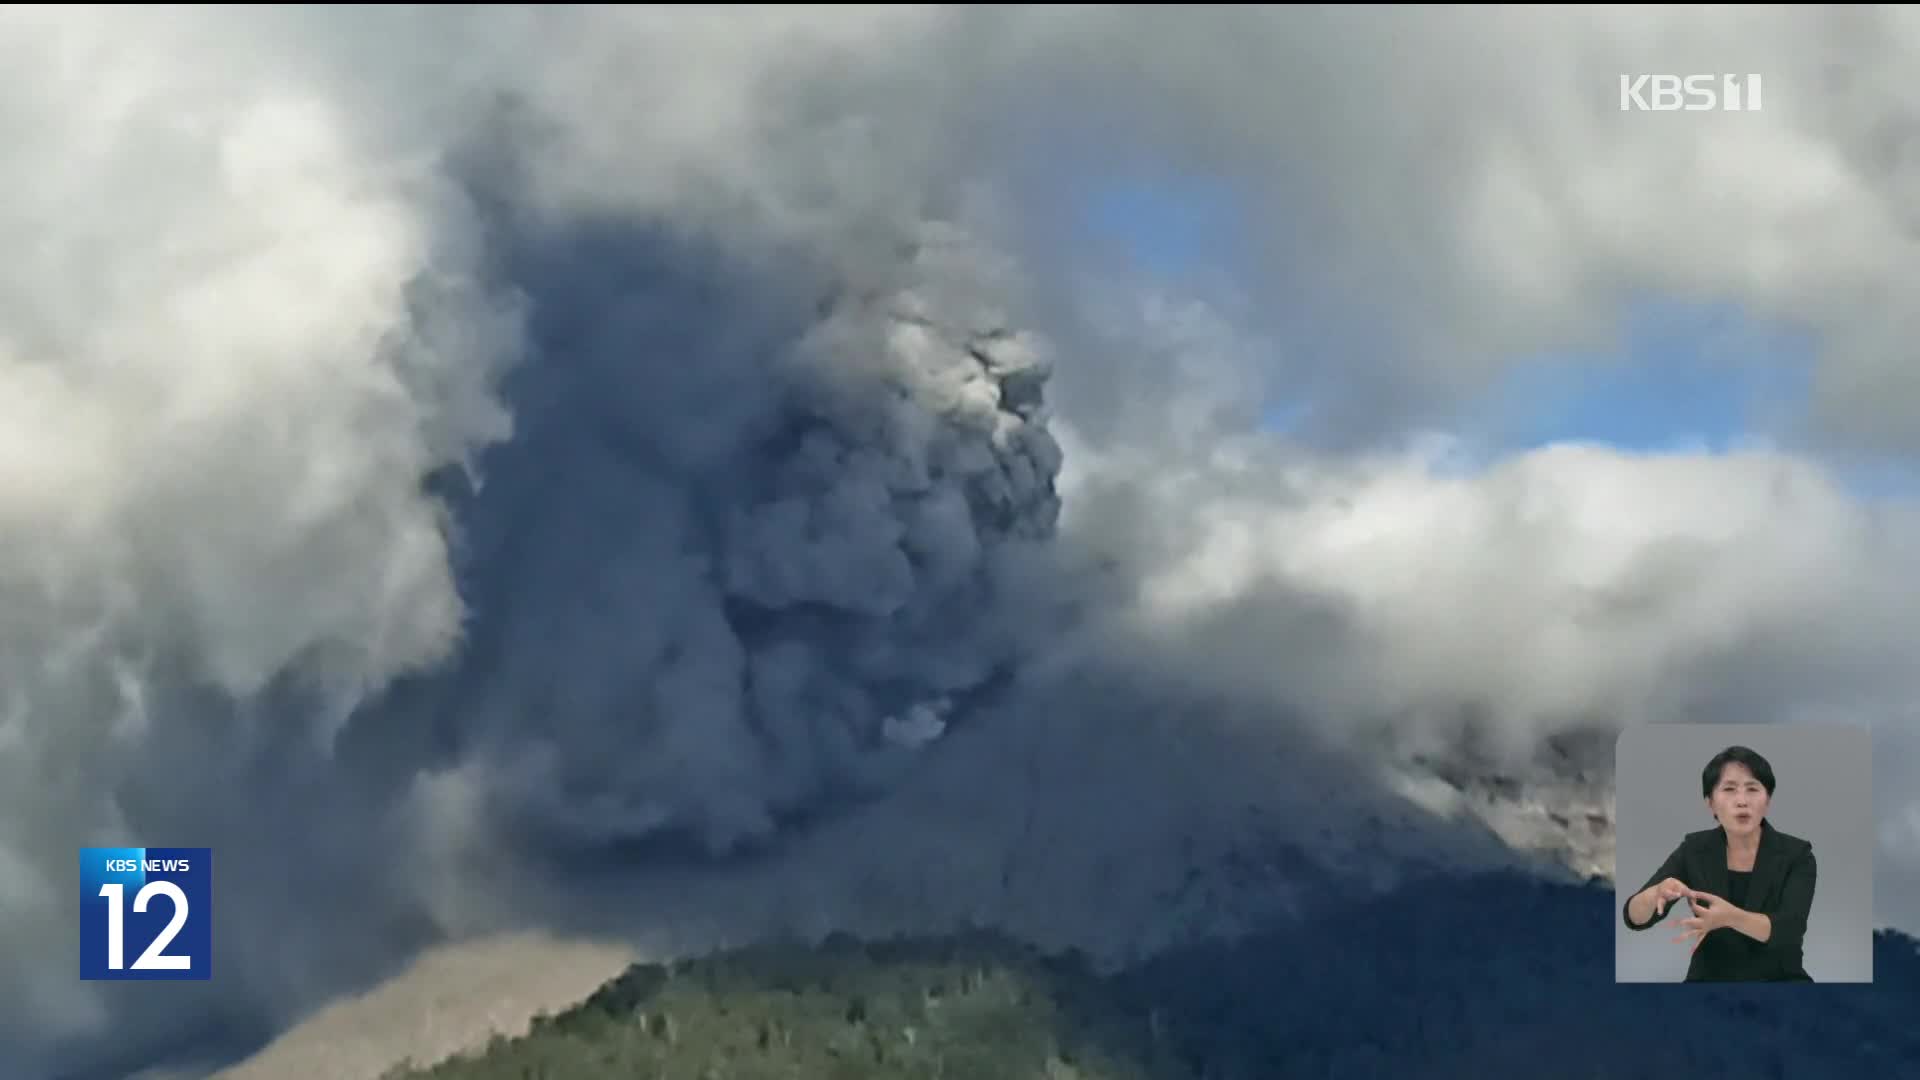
{"left": 1701, "top": 745, "right": 1776, "bottom": 799}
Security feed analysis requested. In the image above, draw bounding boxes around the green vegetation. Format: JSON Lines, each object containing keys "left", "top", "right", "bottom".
{"left": 382, "top": 874, "right": 1920, "bottom": 1079}
{"left": 382, "top": 929, "right": 1162, "bottom": 1080}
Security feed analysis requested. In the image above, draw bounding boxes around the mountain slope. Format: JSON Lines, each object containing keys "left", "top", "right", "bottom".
{"left": 384, "top": 873, "right": 1920, "bottom": 1079}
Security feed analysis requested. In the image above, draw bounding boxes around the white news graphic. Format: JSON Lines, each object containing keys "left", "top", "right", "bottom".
{"left": 1620, "top": 74, "right": 1762, "bottom": 112}
{"left": 79, "top": 847, "right": 212, "bottom": 981}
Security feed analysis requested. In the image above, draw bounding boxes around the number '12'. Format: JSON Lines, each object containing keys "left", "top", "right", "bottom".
{"left": 97, "top": 882, "right": 192, "bottom": 970}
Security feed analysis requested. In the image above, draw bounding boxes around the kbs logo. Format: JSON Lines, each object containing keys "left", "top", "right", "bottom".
{"left": 1619, "top": 74, "right": 1763, "bottom": 112}
{"left": 79, "top": 847, "right": 211, "bottom": 980}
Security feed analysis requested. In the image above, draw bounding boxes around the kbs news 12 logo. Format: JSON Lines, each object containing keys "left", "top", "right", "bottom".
{"left": 1619, "top": 73, "right": 1763, "bottom": 112}
{"left": 79, "top": 847, "right": 212, "bottom": 980}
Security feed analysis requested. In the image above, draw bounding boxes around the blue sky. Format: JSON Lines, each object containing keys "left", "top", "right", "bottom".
{"left": 1085, "top": 177, "right": 1245, "bottom": 285}
{"left": 1082, "top": 174, "right": 1920, "bottom": 497}
{"left": 1469, "top": 299, "right": 1816, "bottom": 456}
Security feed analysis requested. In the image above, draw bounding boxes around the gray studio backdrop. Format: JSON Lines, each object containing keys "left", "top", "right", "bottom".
{"left": 1614, "top": 722, "right": 1873, "bottom": 983}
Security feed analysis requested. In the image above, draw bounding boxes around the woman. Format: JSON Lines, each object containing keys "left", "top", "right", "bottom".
{"left": 1621, "top": 745, "right": 1817, "bottom": 982}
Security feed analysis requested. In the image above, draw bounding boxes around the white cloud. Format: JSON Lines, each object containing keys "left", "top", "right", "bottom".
{"left": 1052, "top": 292, "right": 1920, "bottom": 929}
{"left": 1078, "top": 431, "right": 1920, "bottom": 736}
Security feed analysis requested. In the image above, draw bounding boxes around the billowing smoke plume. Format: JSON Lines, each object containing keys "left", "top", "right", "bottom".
{"left": 1, "top": 127, "right": 1068, "bottom": 1080}
{"left": 394, "top": 212, "right": 1067, "bottom": 863}
{"left": 8, "top": 6, "right": 1920, "bottom": 1076}
{"left": 0, "top": 8, "right": 1064, "bottom": 1066}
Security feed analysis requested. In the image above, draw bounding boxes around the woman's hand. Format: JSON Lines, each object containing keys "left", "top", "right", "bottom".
{"left": 1649, "top": 877, "right": 1692, "bottom": 918}
{"left": 1671, "top": 889, "right": 1740, "bottom": 951}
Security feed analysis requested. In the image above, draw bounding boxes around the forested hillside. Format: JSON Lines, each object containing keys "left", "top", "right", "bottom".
{"left": 386, "top": 871, "right": 1920, "bottom": 1079}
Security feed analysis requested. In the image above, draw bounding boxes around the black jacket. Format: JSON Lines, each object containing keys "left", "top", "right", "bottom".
{"left": 1622, "top": 819, "right": 1816, "bottom": 982}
